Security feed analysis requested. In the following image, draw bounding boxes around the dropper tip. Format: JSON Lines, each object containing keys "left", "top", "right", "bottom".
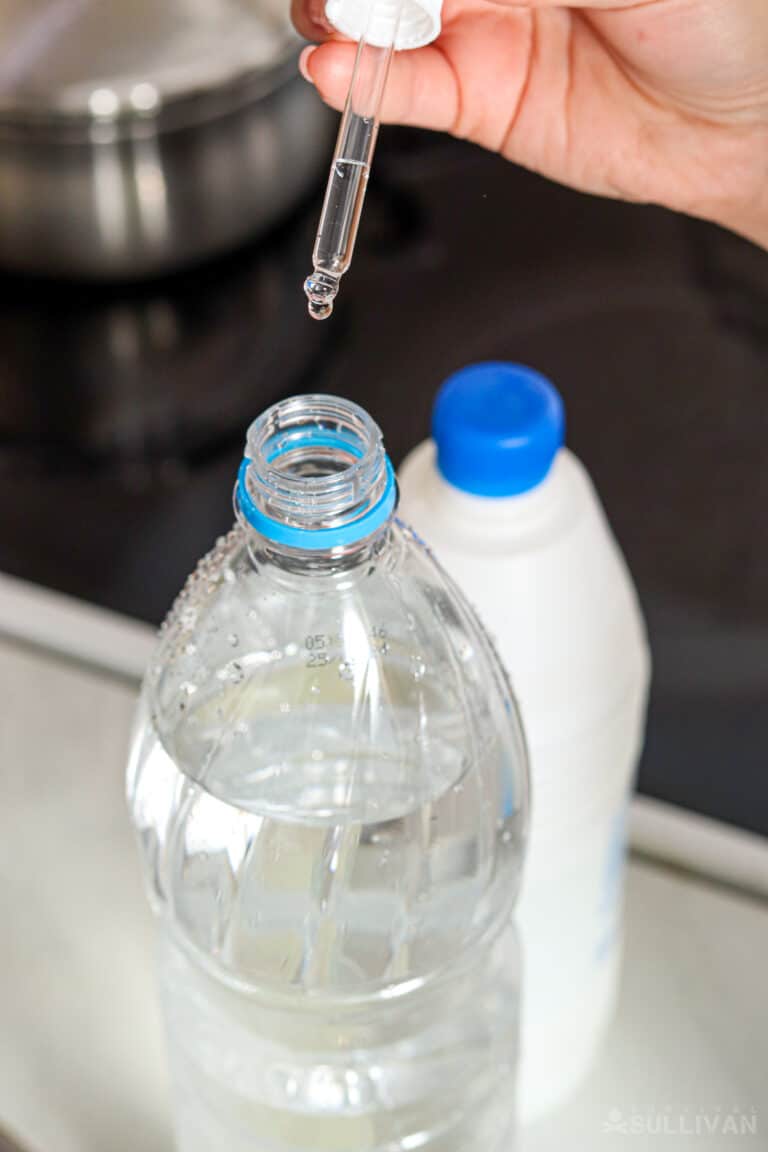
{"left": 308, "top": 297, "right": 334, "bottom": 321}
{"left": 304, "top": 271, "right": 338, "bottom": 322}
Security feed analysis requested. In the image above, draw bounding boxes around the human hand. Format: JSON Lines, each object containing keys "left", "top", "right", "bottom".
{"left": 293, "top": 0, "right": 768, "bottom": 248}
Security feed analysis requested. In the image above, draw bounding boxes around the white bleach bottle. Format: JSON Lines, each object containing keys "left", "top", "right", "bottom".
{"left": 398, "top": 362, "right": 650, "bottom": 1122}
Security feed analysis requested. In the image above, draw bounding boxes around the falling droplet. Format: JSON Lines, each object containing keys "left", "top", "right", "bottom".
{"left": 338, "top": 661, "right": 354, "bottom": 681}
{"left": 228, "top": 633, "right": 239, "bottom": 647}
{"left": 459, "top": 643, "right": 473, "bottom": 662}
{"left": 184, "top": 643, "right": 197, "bottom": 657}
{"left": 280, "top": 701, "right": 291, "bottom": 713}
{"left": 410, "top": 656, "right": 426, "bottom": 681}
{"left": 310, "top": 682, "right": 321, "bottom": 695}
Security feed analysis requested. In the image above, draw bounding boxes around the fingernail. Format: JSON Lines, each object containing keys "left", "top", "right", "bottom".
{"left": 299, "top": 45, "right": 316, "bottom": 83}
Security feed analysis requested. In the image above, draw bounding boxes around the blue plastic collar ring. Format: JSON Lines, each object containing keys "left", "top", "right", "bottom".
{"left": 236, "top": 457, "right": 397, "bottom": 551}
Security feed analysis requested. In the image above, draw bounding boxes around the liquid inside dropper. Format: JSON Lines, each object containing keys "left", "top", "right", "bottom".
{"left": 304, "top": 12, "right": 401, "bottom": 320}
{"left": 305, "top": 157, "right": 370, "bottom": 319}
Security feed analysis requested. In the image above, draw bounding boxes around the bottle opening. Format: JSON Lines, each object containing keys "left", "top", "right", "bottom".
{"left": 276, "top": 450, "right": 355, "bottom": 480}
{"left": 236, "top": 395, "right": 396, "bottom": 550}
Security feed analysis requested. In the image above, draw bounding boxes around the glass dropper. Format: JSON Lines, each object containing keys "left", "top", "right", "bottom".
{"left": 304, "top": 0, "right": 404, "bottom": 320}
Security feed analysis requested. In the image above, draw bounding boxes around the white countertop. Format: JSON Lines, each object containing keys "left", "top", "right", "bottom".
{"left": 1, "top": 631, "right": 767, "bottom": 1152}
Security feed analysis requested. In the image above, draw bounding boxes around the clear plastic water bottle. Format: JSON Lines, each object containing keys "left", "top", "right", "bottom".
{"left": 127, "top": 395, "right": 529, "bottom": 1152}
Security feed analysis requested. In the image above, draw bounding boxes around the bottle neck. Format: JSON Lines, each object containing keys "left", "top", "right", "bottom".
{"left": 246, "top": 522, "right": 394, "bottom": 580}
{"left": 235, "top": 395, "right": 396, "bottom": 566}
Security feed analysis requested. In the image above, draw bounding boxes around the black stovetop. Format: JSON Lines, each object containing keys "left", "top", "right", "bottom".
{"left": 1, "top": 129, "right": 767, "bottom": 838}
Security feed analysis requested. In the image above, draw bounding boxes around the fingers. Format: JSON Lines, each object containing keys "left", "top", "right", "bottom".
{"left": 512, "top": 0, "right": 651, "bottom": 5}
{"left": 291, "top": 0, "right": 335, "bottom": 44}
{"left": 300, "top": 40, "right": 460, "bottom": 131}
{"left": 291, "top": 0, "right": 638, "bottom": 35}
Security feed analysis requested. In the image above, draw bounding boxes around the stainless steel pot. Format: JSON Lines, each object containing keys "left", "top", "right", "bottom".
{"left": 0, "top": 0, "right": 335, "bottom": 278}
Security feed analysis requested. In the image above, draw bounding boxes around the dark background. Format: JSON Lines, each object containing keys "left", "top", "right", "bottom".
{"left": 1, "top": 129, "right": 767, "bottom": 836}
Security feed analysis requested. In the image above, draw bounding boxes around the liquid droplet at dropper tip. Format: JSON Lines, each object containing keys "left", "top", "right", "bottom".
{"left": 308, "top": 297, "right": 333, "bottom": 321}
{"left": 304, "top": 271, "right": 338, "bottom": 322}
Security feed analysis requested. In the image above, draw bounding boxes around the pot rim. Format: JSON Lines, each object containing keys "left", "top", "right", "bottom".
{"left": 0, "top": 45, "right": 305, "bottom": 145}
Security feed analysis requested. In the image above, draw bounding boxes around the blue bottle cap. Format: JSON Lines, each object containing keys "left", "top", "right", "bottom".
{"left": 432, "top": 362, "right": 565, "bottom": 497}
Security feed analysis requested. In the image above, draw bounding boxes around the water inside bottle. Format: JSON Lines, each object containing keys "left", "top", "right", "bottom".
{"left": 130, "top": 661, "right": 522, "bottom": 1150}
{"left": 159, "top": 924, "right": 517, "bottom": 1152}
